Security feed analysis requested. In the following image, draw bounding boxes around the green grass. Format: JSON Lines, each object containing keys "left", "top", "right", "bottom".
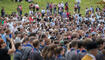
{"left": 0, "top": 0, "right": 103, "bottom": 16}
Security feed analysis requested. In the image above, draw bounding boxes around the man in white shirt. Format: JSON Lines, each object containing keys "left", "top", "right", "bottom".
{"left": 41, "top": 9, "right": 45, "bottom": 17}
{"left": 75, "top": 0, "right": 81, "bottom": 3}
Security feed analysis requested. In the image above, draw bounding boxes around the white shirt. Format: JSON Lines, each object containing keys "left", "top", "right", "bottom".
{"left": 76, "top": 0, "right": 81, "bottom": 3}
{"left": 29, "top": 10, "right": 33, "bottom": 15}
{"left": 35, "top": 4, "right": 39, "bottom": 8}
{"left": 41, "top": 9, "right": 45, "bottom": 14}
{"left": 58, "top": 4, "right": 61, "bottom": 8}
{"left": 61, "top": 3, "right": 64, "bottom": 7}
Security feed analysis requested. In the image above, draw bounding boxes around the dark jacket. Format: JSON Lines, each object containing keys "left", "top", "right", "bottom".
{"left": 44, "top": 56, "right": 55, "bottom": 60}
{"left": 29, "top": 48, "right": 43, "bottom": 60}
{"left": 14, "top": 50, "right": 22, "bottom": 60}
{"left": 55, "top": 55, "right": 65, "bottom": 60}
{"left": 21, "top": 44, "right": 33, "bottom": 60}
{"left": 65, "top": 49, "right": 80, "bottom": 60}
{"left": 96, "top": 51, "right": 105, "bottom": 60}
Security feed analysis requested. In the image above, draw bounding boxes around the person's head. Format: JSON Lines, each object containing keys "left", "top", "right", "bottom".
{"left": 40, "top": 40, "right": 45, "bottom": 46}
{"left": 41, "top": 34, "right": 47, "bottom": 40}
{"left": 29, "top": 37, "right": 35, "bottom": 44}
{"left": 96, "top": 38, "right": 104, "bottom": 50}
{"left": 43, "top": 44, "right": 57, "bottom": 59}
{"left": 15, "top": 43, "right": 22, "bottom": 50}
{"left": 55, "top": 47, "right": 65, "bottom": 56}
{"left": 71, "top": 32, "right": 79, "bottom": 39}
{"left": 6, "top": 29, "right": 10, "bottom": 35}
{"left": 0, "top": 39, "right": 6, "bottom": 48}
{"left": 83, "top": 38, "right": 93, "bottom": 47}
{"left": 45, "top": 39, "right": 51, "bottom": 45}
{"left": 22, "top": 37, "right": 29, "bottom": 44}
{"left": 86, "top": 41, "right": 98, "bottom": 56}
{"left": 70, "top": 40, "right": 78, "bottom": 49}
{"left": 33, "top": 39, "right": 40, "bottom": 48}
{"left": 102, "top": 49, "right": 105, "bottom": 56}
{"left": 78, "top": 40, "right": 85, "bottom": 49}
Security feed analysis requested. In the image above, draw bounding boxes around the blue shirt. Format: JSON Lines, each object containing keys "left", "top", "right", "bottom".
{"left": 1, "top": 34, "right": 6, "bottom": 43}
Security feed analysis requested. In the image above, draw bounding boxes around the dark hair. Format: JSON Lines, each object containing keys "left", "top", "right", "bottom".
{"left": 42, "top": 46, "right": 50, "bottom": 59}
{"left": 28, "top": 33, "right": 36, "bottom": 37}
{"left": 70, "top": 40, "right": 78, "bottom": 48}
{"left": 78, "top": 40, "right": 84, "bottom": 48}
{"left": 33, "top": 40, "right": 40, "bottom": 47}
{"left": 96, "top": 38, "right": 104, "bottom": 45}
{"left": 15, "top": 43, "right": 21, "bottom": 49}
{"left": 55, "top": 47, "right": 63, "bottom": 56}
{"left": 5, "top": 29, "right": 10, "bottom": 34}
{"left": 86, "top": 41, "right": 98, "bottom": 51}
{"left": 41, "top": 34, "right": 47, "bottom": 39}
{"left": 39, "top": 40, "right": 43, "bottom": 42}
{"left": 29, "top": 37, "right": 35, "bottom": 42}
{"left": 83, "top": 38, "right": 93, "bottom": 47}
{"left": 42, "top": 44, "right": 57, "bottom": 59}
{"left": 22, "top": 37, "right": 29, "bottom": 43}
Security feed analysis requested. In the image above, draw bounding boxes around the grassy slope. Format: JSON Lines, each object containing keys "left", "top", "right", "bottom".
{"left": 0, "top": 0, "right": 102, "bottom": 16}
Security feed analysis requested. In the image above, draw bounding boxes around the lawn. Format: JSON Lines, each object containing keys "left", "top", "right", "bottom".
{"left": 0, "top": 0, "right": 102, "bottom": 16}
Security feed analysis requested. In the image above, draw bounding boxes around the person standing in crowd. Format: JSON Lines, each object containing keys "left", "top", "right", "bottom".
{"left": 41, "top": 8, "right": 45, "bottom": 18}
{"left": 19, "top": 5, "right": 22, "bottom": 16}
{"left": 42, "top": 45, "right": 57, "bottom": 60}
{"left": 74, "top": 3, "right": 78, "bottom": 13}
{"left": 0, "top": 28, "right": 7, "bottom": 43}
{"left": 21, "top": 37, "right": 34, "bottom": 60}
{"left": 46, "top": 2, "right": 49, "bottom": 10}
{"left": 96, "top": 6, "right": 100, "bottom": 12}
{"left": 29, "top": 3, "right": 34, "bottom": 11}
{"left": 29, "top": 39, "right": 43, "bottom": 60}
{"left": 65, "top": 2, "right": 69, "bottom": 12}
{"left": 14, "top": 43, "right": 22, "bottom": 60}
{"left": 35, "top": 3, "right": 39, "bottom": 11}
{"left": 65, "top": 40, "right": 79, "bottom": 60}
{"left": 29, "top": 9, "right": 33, "bottom": 15}
{"left": 39, "top": 39, "right": 45, "bottom": 51}
{"left": 55, "top": 47, "right": 65, "bottom": 60}
{"left": 82, "top": 42, "right": 98, "bottom": 60}
{"left": 75, "top": 0, "right": 81, "bottom": 6}
{"left": 49, "top": 2, "right": 53, "bottom": 14}
{"left": 90, "top": 6, "right": 94, "bottom": 13}
{"left": 17, "top": 5, "right": 22, "bottom": 16}
{"left": 0, "top": 38, "right": 15, "bottom": 60}
{"left": 1, "top": 7, "right": 5, "bottom": 17}
{"left": 53, "top": 4, "right": 57, "bottom": 14}
{"left": 96, "top": 38, "right": 105, "bottom": 60}
{"left": 77, "top": 3, "right": 80, "bottom": 13}
{"left": 75, "top": 0, "right": 81, "bottom": 13}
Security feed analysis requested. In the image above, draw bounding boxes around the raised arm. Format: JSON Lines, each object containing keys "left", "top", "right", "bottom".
{"left": 8, "top": 38, "right": 16, "bottom": 54}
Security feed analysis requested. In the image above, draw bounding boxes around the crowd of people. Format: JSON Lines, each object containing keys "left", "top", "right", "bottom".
{"left": 0, "top": 0, "right": 105, "bottom": 60}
